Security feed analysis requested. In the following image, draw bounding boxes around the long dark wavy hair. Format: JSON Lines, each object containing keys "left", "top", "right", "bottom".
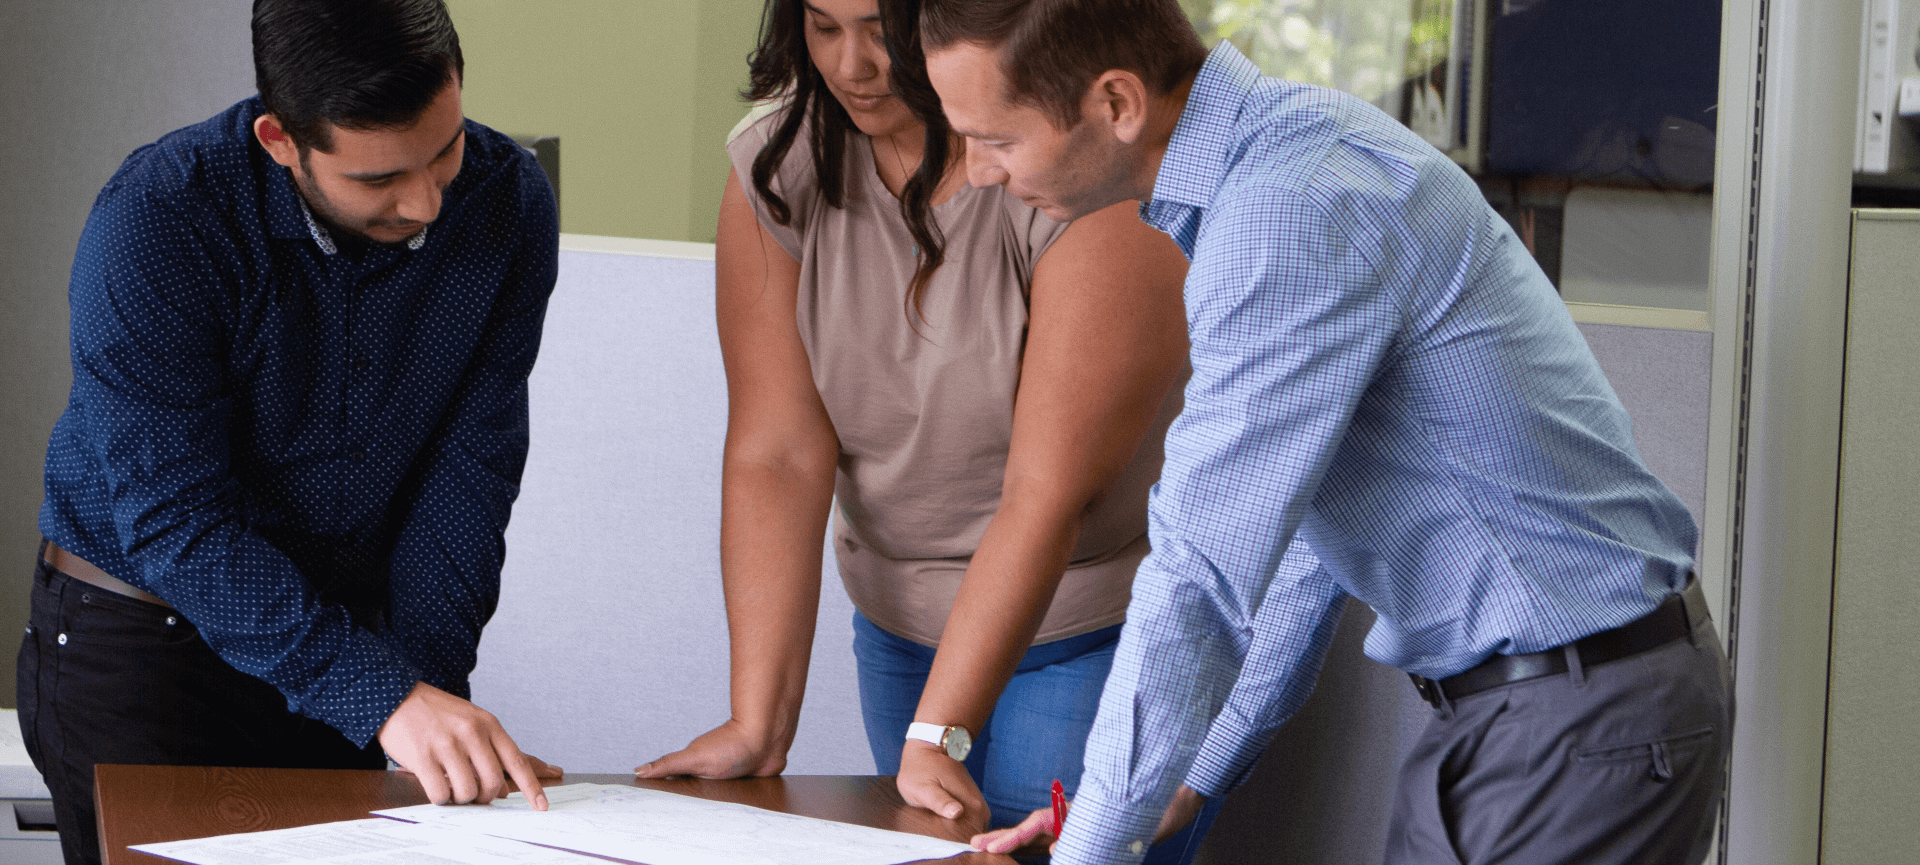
{"left": 743, "top": 0, "right": 856, "bottom": 228}
{"left": 878, "top": 0, "right": 955, "bottom": 320}
{"left": 743, "top": 0, "right": 957, "bottom": 322}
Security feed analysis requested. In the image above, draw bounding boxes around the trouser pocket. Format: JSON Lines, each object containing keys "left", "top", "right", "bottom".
{"left": 1574, "top": 725, "right": 1719, "bottom": 781}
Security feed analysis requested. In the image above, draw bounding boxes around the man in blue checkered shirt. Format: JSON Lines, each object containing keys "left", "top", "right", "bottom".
{"left": 920, "top": 1, "right": 1731, "bottom": 863}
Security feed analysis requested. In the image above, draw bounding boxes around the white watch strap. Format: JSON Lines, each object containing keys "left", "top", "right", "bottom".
{"left": 905, "top": 721, "right": 947, "bottom": 746}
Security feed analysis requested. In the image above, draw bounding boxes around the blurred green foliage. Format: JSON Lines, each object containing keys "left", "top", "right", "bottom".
{"left": 1184, "top": 0, "right": 1458, "bottom": 105}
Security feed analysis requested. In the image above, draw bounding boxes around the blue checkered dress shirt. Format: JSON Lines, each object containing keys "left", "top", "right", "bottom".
{"left": 1053, "top": 43, "right": 1697, "bottom": 864}
{"left": 39, "top": 97, "right": 558, "bottom": 746}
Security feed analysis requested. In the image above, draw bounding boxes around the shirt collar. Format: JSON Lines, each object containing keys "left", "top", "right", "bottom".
{"left": 263, "top": 145, "right": 315, "bottom": 243}
{"left": 1147, "top": 41, "right": 1262, "bottom": 216}
{"left": 288, "top": 192, "right": 431, "bottom": 256}
{"left": 293, "top": 193, "right": 340, "bottom": 256}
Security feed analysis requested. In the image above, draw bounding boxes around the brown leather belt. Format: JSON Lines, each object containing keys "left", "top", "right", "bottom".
{"left": 41, "top": 540, "right": 172, "bottom": 609}
{"left": 1410, "top": 577, "right": 1708, "bottom": 707}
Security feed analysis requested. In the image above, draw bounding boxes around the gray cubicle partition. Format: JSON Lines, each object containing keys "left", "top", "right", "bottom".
{"left": 472, "top": 243, "right": 1714, "bottom": 863}
{"left": 470, "top": 244, "right": 870, "bottom": 777}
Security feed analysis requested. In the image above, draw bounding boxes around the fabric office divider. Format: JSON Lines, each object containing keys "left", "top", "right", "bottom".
{"left": 470, "top": 247, "right": 870, "bottom": 776}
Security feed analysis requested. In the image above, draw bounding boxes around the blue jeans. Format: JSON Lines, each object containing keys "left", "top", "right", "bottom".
{"left": 852, "top": 611, "right": 1222, "bottom": 865}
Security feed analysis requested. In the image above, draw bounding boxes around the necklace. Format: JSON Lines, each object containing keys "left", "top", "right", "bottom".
{"left": 879, "top": 134, "right": 920, "bottom": 256}
{"left": 881, "top": 132, "right": 914, "bottom": 193}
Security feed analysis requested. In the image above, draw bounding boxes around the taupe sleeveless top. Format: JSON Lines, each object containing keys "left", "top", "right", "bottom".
{"left": 728, "top": 107, "right": 1181, "bottom": 646}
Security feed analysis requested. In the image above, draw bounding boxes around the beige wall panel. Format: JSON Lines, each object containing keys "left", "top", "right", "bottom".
{"left": 1823, "top": 209, "right": 1920, "bottom": 864}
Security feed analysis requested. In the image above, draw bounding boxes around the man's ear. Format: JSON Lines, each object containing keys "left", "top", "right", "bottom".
{"left": 1086, "top": 69, "right": 1151, "bottom": 145}
{"left": 253, "top": 114, "right": 301, "bottom": 169}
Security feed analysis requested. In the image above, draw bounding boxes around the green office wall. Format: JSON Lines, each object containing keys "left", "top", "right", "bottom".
{"left": 447, "top": 1, "right": 762, "bottom": 243}
{"left": 1182, "top": 0, "right": 1214, "bottom": 30}
{"left": 447, "top": 1, "right": 1218, "bottom": 244}
{"left": 692, "top": 4, "right": 768, "bottom": 244}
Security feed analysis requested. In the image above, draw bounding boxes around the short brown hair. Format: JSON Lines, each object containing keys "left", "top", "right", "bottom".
{"left": 920, "top": 0, "right": 1207, "bottom": 127}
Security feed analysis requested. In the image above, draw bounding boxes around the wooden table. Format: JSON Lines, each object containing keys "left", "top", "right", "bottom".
{"left": 95, "top": 765, "right": 1040, "bottom": 864}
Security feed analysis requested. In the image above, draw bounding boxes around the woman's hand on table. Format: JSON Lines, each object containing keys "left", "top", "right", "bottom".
{"left": 897, "top": 739, "right": 990, "bottom": 836}
{"left": 636, "top": 718, "right": 787, "bottom": 779}
{"left": 969, "top": 783, "right": 1208, "bottom": 854}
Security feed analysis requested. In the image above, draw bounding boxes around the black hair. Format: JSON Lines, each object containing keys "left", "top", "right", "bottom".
{"left": 743, "top": 0, "right": 858, "bottom": 228}
{"left": 253, "top": 0, "right": 465, "bottom": 153}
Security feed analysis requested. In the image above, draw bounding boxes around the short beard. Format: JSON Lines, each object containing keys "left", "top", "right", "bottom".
{"left": 290, "top": 148, "right": 429, "bottom": 248}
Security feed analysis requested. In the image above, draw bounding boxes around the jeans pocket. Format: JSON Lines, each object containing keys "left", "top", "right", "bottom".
{"left": 17, "top": 571, "right": 67, "bottom": 772}
{"left": 61, "top": 587, "right": 197, "bottom": 649}
{"left": 15, "top": 628, "right": 41, "bottom": 771}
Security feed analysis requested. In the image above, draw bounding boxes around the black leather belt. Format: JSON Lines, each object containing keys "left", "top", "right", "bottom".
{"left": 1409, "top": 578, "right": 1708, "bottom": 708}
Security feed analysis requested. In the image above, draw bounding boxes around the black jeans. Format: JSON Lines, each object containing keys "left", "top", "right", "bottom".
{"left": 16, "top": 545, "right": 385, "bottom": 865}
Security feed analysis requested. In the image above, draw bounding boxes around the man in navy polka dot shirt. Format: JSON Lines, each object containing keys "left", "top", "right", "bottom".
{"left": 18, "top": 2, "right": 562, "bottom": 862}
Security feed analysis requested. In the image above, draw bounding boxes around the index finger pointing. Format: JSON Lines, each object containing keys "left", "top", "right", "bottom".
{"left": 494, "top": 733, "right": 549, "bottom": 811}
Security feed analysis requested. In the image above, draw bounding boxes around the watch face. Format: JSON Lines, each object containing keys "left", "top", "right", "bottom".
{"left": 944, "top": 725, "right": 972, "bottom": 762}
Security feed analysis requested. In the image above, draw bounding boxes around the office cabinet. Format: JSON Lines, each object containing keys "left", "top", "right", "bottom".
{"left": 1, "top": 709, "right": 59, "bottom": 864}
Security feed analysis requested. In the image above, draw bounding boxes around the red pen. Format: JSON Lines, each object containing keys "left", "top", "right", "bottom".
{"left": 1050, "top": 779, "right": 1066, "bottom": 837}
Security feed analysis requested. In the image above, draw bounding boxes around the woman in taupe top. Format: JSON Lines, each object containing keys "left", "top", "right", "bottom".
{"left": 638, "top": 1, "right": 1214, "bottom": 858}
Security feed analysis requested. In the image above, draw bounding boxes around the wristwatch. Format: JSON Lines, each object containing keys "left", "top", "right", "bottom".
{"left": 905, "top": 722, "right": 973, "bottom": 762}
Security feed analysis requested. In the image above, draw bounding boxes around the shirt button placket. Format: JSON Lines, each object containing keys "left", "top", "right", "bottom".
{"left": 345, "top": 272, "right": 378, "bottom": 458}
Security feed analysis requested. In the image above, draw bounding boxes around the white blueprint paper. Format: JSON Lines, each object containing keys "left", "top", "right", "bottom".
{"left": 375, "top": 783, "right": 973, "bottom": 865}
{"left": 131, "top": 817, "right": 600, "bottom": 865}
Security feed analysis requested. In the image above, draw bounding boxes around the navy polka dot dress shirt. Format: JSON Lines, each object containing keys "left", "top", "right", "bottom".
{"left": 39, "top": 96, "right": 558, "bottom": 747}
